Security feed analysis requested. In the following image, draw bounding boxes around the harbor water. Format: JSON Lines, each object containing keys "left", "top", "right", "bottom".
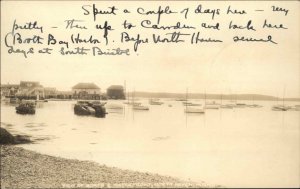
{"left": 1, "top": 99, "right": 299, "bottom": 187}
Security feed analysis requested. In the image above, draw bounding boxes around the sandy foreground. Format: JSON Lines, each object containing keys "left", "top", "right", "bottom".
{"left": 0, "top": 145, "right": 213, "bottom": 188}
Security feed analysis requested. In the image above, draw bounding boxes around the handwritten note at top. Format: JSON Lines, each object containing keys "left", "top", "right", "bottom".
{"left": 4, "top": 3, "right": 290, "bottom": 58}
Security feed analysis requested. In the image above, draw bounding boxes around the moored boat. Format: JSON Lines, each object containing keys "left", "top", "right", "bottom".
{"left": 74, "top": 101, "right": 107, "bottom": 118}
{"left": 182, "top": 102, "right": 202, "bottom": 106}
{"left": 220, "top": 104, "right": 234, "bottom": 109}
{"left": 133, "top": 104, "right": 149, "bottom": 110}
{"left": 235, "top": 103, "right": 247, "bottom": 108}
{"left": 205, "top": 104, "right": 220, "bottom": 109}
{"left": 272, "top": 105, "right": 291, "bottom": 111}
{"left": 185, "top": 107, "right": 205, "bottom": 114}
{"left": 149, "top": 99, "right": 164, "bottom": 105}
{"left": 16, "top": 102, "right": 36, "bottom": 115}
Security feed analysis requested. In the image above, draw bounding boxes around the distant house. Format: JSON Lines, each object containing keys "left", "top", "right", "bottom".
{"left": 56, "top": 91, "right": 73, "bottom": 99}
{"left": 17, "top": 81, "right": 44, "bottom": 99}
{"left": 72, "top": 83, "right": 100, "bottom": 100}
{"left": 107, "top": 85, "right": 125, "bottom": 99}
{"left": 44, "top": 87, "right": 57, "bottom": 99}
{"left": 1, "top": 84, "right": 20, "bottom": 97}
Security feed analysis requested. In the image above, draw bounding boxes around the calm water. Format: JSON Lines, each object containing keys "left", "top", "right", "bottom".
{"left": 1, "top": 99, "right": 299, "bottom": 187}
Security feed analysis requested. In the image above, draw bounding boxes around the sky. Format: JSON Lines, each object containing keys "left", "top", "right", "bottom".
{"left": 1, "top": 1, "right": 299, "bottom": 97}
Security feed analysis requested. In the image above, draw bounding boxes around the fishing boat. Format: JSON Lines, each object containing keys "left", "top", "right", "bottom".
{"left": 74, "top": 100, "right": 107, "bottom": 118}
{"left": 16, "top": 101, "right": 36, "bottom": 114}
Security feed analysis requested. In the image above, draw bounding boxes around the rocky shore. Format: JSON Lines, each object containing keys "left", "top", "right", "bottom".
{"left": 0, "top": 145, "right": 208, "bottom": 188}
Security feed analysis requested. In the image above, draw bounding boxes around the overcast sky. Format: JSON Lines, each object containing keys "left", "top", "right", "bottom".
{"left": 1, "top": 1, "right": 299, "bottom": 97}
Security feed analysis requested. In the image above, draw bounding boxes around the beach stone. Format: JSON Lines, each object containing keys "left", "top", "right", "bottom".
{"left": 0, "top": 128, "right": 31, "bottom": 144}
{"left": 0, "top": 127, "right": 16, "bottom": 144}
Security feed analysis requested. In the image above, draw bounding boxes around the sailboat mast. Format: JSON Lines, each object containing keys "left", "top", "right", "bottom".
{"left": 283, "top": 86, "right": 286, "bottom": 106}
{"left": 221, "top": 94, "right": 223, "bottom": 105}
{"left": 204, "top": 91, "right": 206, "bottom": 105}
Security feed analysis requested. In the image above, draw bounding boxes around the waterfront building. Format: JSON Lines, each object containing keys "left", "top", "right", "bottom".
{"left": 17, "top": 81, "right": 45, "bottom": 100}
{"left": 107, "top": 85, "right": 125, "bottom": 99}
{"left": 0, "top": 84, "right": 20, "bottom": 97}
{"left": 72, "top": 83, "right": 101, "bottom": 100}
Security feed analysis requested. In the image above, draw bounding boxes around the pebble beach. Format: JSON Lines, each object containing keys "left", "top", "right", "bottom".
{"left": 0, "top": 145, "right": 208, "bottom": 188}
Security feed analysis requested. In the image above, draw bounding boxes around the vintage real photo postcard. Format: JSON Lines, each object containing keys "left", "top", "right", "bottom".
{"left": 1, "top": 0, "right": 299, "bottom": 188}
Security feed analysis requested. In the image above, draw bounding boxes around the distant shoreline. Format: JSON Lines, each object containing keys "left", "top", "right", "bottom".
{"left": 0, "top": 145, "right": 210, "bottom": 188}
{"left": 125, "top": 92, "right": 300, "bottom": 102}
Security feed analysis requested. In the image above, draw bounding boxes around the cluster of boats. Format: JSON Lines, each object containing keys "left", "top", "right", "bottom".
{"left": 182, "top": 100, "right": 266, "bottom": 114}
{"left": 4, "top": 96, "right": 300, "bottom": 117}
{"left": 123, "top": 98, "right": 165, "bottom": 111}
{"left": 272, "top": 104, "right": 300, "bottom": 111}
{"left": 74, "top": 101, "right": 107, "bottom": 118}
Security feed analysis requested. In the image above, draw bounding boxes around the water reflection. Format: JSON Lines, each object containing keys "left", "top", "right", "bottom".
{"left": 1, "top": 99, "right": 299, "bottom": 187}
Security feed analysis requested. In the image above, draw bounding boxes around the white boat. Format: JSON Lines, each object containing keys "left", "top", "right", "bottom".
{"left": 272, "top": 87, "right": 290, "bottom": 111}
{"left": 175, "top": 98, "right": 187, "bottom": 101}
{"left": 149, "top": 99, "right": 164, "bottom": 105}
{"left": 247, "top": 104, "right": 263, "bottom": 108}
{"left": 184, "top": 88, "right": 205, "bottom": 114}
{"left": 133, "top": 104, "right": 149, "bottom": 110}
{"left": 203, "top": 92, "right": 219, "bottom": 109}
{"left": 288, "top": 105, "right": 300, "bottom": 111}
{"left": 272, "top": 105, "right": 290, "bottom": 111}
{"left": 182, "top": 102, "right": 202, "bottom": 106}
{"left": 185, "top": 107, "right": 205, "bottom": 113}
{"left": 205, "top": 104, "right": 220, "bottom": 109}
{"left": 124, "top": 101, "right": 141, "bottom": 106}
{"left": 206, "top": 101, "right": 220, "bottom": 105}
{"left": 220, "top": 104, "right": 234, "bottom": 109}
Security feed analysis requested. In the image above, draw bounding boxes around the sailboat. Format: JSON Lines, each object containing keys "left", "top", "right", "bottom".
{"left": 204, "top": 93, "right": 219, "bottom": 109}
{"left": 272, "top": 87, "right": 290, "bottom": 111}
{"left": 220, "top": 94, "right": 234, "bottom": 109}
{"left": 132, "top": 90, "right": 149, "bottom": 111}
{"left": 123, "top": 91, "right": 141, "bottom": 106}
{"left": 247, "top": 96, "right": 263, "bottom": 108}
{"left": 184, "top": 89, "right": 205, "bottom": 114}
